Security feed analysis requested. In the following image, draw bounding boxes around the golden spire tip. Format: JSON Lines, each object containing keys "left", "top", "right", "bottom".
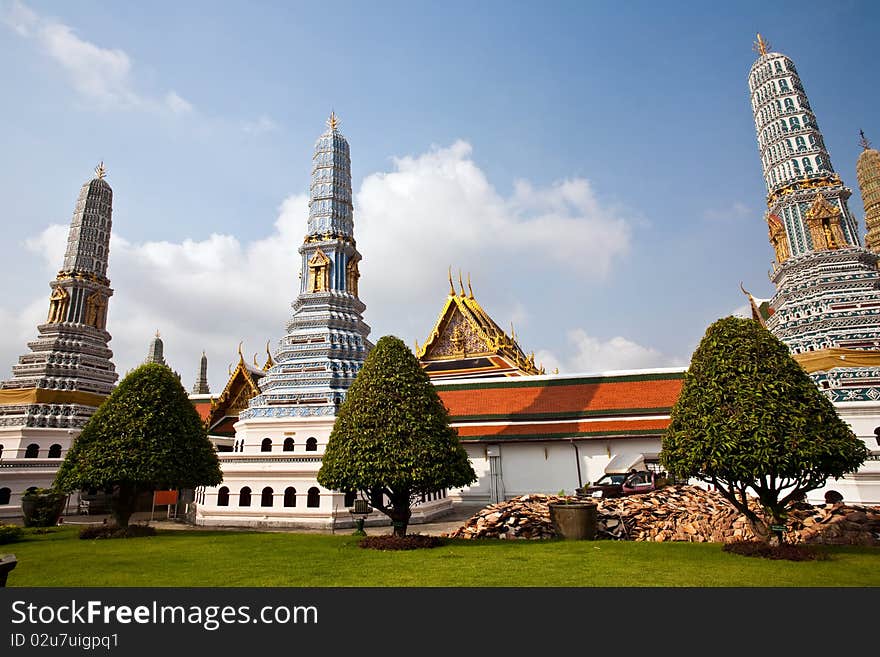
{"left": 448, "top": 266, "right": 455, "bottom": 296}
{"left": 327, "top": 111, "right": 339, "bottom": 131}
{"left": 238, "top": 340, "right": 244, "bottom": 360}
{"left": 753, "top": 33, "right": 770, "bottom": 56}
{"left": 458, "top": 270, "right": 465, "bottom": 297}
{"left": 467, "top": 273, "right": 474, "bottom": 299}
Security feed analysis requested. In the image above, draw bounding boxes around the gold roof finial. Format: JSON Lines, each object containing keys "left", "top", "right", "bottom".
{"left": 510, "top": 322, "right": 516, "bottom": 341}
{"left": 414, "top": 339, "right": 420, "bottom": 352}
{"left": 263, "top": 340, "right": 275, "bottom": 370}
{"left": 448, "top": 266, "right": 455, "bottom": 296}
{"left": 467, "top": 273, "right": 474, "bottom": 299}
{"left": 327, "top": 111, "right": 339, "bottom": 131}
{"left": 95, "top": 161, "right": 107, "bottom": 179}
{"left": 458, "top": 270, "right": 465, "bottom": 297}
{"left": 237, "top": 340, "right": 244, "bottom": 361}
{"left": 753, "top": 33, "right": 770, "bottom": 56}
{"left": 860, "top": 129, "right": 871, "bottom": 150}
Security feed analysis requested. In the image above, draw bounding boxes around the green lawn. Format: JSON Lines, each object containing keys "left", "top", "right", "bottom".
{"left": 4, "top": 527, "right": 879, "bottom": 587}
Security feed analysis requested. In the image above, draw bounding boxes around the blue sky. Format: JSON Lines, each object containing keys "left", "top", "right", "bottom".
{"left": 1, "top": 0, "right": 878, "bottom": 392}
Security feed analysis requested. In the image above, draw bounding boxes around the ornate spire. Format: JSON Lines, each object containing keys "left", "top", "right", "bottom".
{"left": 753, "top": 33, "right": 770, "bottom": 56}
{"left": 327, "top": 111, "right": 339, "bottom": 132}
{"left": 861, "top": 129, "right": 871, "bottom": 150}
{"left": 146, "top": 331, "right": 166, "bottom": 365}
{"left": 94, "top": 161, "right": 107, "bottom": 179}
{"left": 191, "top": 350, "right": 210, "bottom": 394}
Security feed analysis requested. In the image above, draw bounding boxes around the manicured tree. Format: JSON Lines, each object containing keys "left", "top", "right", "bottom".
{"left": 662, "top": 316, "right": 867, "bottom": 543}
{"left": 55, "top": 363, "right": 222, "bottom": 528}
{"left": 318, "top": 335, "right": 477, "bottom": 537}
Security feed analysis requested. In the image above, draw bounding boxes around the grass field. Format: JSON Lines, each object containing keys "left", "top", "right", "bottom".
{"left": 3, "top": 527, "right": 879, "bottom": 587}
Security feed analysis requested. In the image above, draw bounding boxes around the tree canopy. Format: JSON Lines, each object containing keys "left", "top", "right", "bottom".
{"left": 661, "top": 316, "right": 867, "bottom": 541}
{"left": 55, "top": 363, "right": 222, "bottom": 527}
{"left": 317, "top": 335, "right": 477, "bottom": 536}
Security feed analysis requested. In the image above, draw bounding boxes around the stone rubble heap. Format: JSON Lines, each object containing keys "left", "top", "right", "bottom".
{"left": 443, "top": 486, "right": 880, "bottom": 545}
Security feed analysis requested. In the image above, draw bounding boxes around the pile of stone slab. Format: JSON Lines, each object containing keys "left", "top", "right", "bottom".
{"left": 443, "top": 485, "right": 880, "bottom": 545}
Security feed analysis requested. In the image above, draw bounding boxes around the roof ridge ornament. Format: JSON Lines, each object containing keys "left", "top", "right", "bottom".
{"left": 467, "top": 273, "right": 475, "bottom": 300}
{"left": 448, "top": 266, "right": 455, "bottom": 296}
{"left": 752, "top": 33, "right": 770, "bottom": 56}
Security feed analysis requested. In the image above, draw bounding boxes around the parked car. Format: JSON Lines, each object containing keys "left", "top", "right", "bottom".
{"left": 576, "top": 470, "right": 658, "bottom": 499}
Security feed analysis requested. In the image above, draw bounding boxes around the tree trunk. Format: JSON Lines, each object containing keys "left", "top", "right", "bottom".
{"left": 111, "top": 482, "right": 139, "bottom": 528}
{"left": 389, "top": 496, "right": 411, "bottom": 538}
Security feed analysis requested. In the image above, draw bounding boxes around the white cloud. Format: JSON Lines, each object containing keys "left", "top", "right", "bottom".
{"left": 4, "top": 1, "right": 194, "bottom": 113}
{"left": 242, "top": 115, "right": 278, "bottom": 135}
{"left": 538, "top": 328, "right": 685, "bottom": 374}
{"left": 703, "top": 201, "right": 752, "bottom": 222}
{"left": 1, "top": 141, "right": 639, "bottom": 392}
{"left": 731, "top": 303, "right": 752, "bottom": 319}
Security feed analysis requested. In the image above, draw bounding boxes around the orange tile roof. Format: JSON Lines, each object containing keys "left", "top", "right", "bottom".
{"left": 455, "top": 417, "right": 670, "bottom": 441}
{"left": 437, "top": 373, "right": 683, "bottom": 421}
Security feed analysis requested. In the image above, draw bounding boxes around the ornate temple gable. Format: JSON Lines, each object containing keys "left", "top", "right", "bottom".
{"left": 206, "top": 345, "right": 266, "bottom": 434}
{"left": 417, "top": 273, "right": 543, "bottom": 378}
{"left": 805, "top": 193, "right": 847, "bottom": 251}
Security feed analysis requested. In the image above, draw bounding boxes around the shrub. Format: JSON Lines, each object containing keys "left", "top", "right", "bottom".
{"left": 722, "top": 540, "right": 828, "bottom": 561}
{"left": 78, "top": 524, "right": 157, "bottom": 540}
{"left": 0, "top": 524, "right": 23, "bottom": 545}
{"left": 358, "top": 534, "right": 445, "bottom": 550}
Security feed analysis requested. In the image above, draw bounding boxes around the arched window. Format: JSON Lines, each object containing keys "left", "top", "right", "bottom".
{"left": 283, "top": 437, "right": 294, "bottom": 452}
{"left": 792, "top": 158, "right": 801, "bottom": 174}
{"left": 25, "top": 443, "right": 39, "bottom": 458}
{"left": 284, "top": 487, "right": 297, "bottom": 507}
{"left": 816, "top": 155, "right": 825, "bottom": 171}
{"left": 0, "top": 488, "right": 10, "bottom": 505}
{"left": 779, "top": 79, "right": 790, "bottom": 92}
{"left": 784, "top": 97, "right": 795, "bottom": 111}
{"left": 775, "top": 60, "right": 783, "bottom": 73}
{"left": 217, "top": 487, "right": 229, "bottom": 506}
{"left": 307, "top": 487, "right": 320, "bottom": 508}
{"left": 306, "top": 437, "right": 318, "bottom": 452}
{"left": 261, "top": 438, "right": 272, "bottom": 452}
{"left": 48, "top": 444, "right": 62, "bottom": 458}
{"left": 261, "top": 487, "right": 274, "bottom": 507}
{"left": 344, "top": 491, "right": 356, "bottom": 507}
{"left": 795, "top": 136, "right": 806, "bottom": 151}
{"left": 789, "top": 116, "right": 800, "bottom": 130}
{"left": 780, "top": 120, "right": 788, "bottom": 133}
{"left": 239, "top": 487, "right": 252, "bottom": 507}
{"left": 802, "top": 158, "right": 814, "bottom": 174}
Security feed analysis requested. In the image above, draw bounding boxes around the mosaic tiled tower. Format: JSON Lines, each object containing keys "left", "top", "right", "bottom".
{"left": 0, "top": 164, "right": 117, "bottom": 427}
{"left": 240, "top": 113, "right": 371, "bottom": 419}
{"left": 0, "top": 165, "right": 118, "bottom": 516}
{"left": 748, "top": 35, "right": 880, "bottom": 402}
{"left": 191, "top": 351, "right": 210, "bottom": 395}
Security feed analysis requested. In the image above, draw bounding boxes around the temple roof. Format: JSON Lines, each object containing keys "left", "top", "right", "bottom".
{"left": 204, "top": 343, "right": 272, "bottom": 435}
{"left": 740, "top": 283, "right": 774, "bottom": 326}
{"left": 416, "top": 272, "right": 543, "bottom": 378}
{"left": 435, "top": 369, "right": 685, "bottom": 441}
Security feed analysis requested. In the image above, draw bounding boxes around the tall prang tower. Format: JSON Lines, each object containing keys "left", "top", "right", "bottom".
{"left": 747, "top": 35, "right": 880, "bottom": 402}
{"left": 0, "top": 164, "right": 118, "bottom": 513}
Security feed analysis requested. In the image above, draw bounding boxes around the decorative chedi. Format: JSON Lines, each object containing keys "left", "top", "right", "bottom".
{"left": 194, "top": 115, "right": 395, "bottom": 528}
{"left": 747, "top": 35, "right": 880, "bottom": 400}
{"left": 0, "top": 164, "right": 118, "bottom": 516}
{"left": 239, "top": 112, "right": 371, "bottom": 420}
{"left": 857, "top": 131, "right": 880, "bottom": 255}
{"left": 146, "top": 331, "right": 166, "bottom": 365}
{"left": 191, "top": 351, "right": 210, "bottom": 395}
